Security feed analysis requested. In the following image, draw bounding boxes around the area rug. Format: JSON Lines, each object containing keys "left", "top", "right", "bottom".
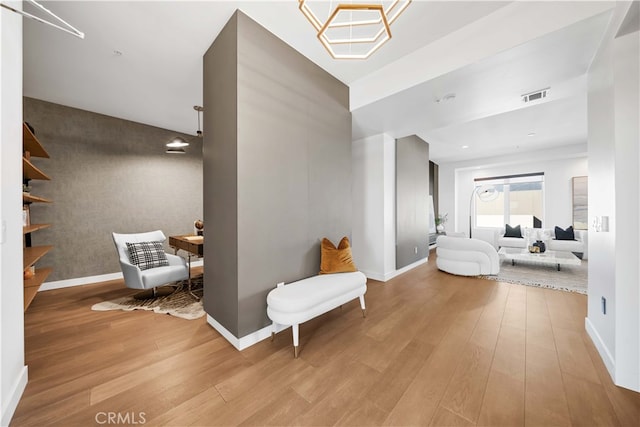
{"left": 91, "top": 277, "right": 204, "bottom": 320}
{"left": 481, "top": 259, "right": 588, "bottom": 294}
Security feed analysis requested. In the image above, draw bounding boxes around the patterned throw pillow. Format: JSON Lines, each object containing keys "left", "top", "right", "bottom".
{"left": 126, "top": 241, "right": 169, "bottom": 271}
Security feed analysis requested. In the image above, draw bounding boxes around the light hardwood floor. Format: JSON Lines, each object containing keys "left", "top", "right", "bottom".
{"left": 12, "top": 255, "right": 640, "bottom": 426}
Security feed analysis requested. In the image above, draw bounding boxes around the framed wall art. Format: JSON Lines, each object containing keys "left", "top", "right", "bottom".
{"left": 572, "top": 176, "right": 588, "bottom": 230}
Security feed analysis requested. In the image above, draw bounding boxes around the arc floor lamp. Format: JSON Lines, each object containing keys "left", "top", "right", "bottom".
{"left": 469, "top": 185, "right": 499, "bottom": 238}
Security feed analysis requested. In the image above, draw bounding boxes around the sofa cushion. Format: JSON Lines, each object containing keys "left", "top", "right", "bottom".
{"left": 555, "top": 225, "right": 576, "bottom": 240}
{"left": 320, "top": 237, "right": 357, "bottom": 274}
{"left": 126, "top": 241, "right": 169, "bottom": 271}
{"left": 504, "top": 224, "right": 523, "bottom": 238}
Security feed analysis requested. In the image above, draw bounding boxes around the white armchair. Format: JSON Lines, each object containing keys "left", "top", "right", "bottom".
{"left": 436, "top": 235, "right": 500, "bottom": 276}
{"left": 112, "top": 230, "right": 189, "bottom": 299}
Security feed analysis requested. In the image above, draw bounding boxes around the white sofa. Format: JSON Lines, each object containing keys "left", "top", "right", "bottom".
{"left": 436, "top": 235, "right": 500, "bottom": 276}
{"left": 496, "top": 227, "right": 588, "bottom": 260}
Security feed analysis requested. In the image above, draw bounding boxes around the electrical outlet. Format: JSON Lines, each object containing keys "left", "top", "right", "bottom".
{"left": 601, "top": 296, "right": 607, "bottom": 314}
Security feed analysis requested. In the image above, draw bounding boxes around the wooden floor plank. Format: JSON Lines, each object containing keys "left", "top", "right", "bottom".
{"left": 430, "top": 405, "right": 475, "bottom": 426}
{"left": 563, "top": 372, "right": 621, "bottom": 426}
{"left": 477, "top": 370, "right": 525, "bottom": 426}
{"left": 553, "top": 326, "right": 601, "bottom": 385}
{"left": 439, "top": 342, "right": 494, "bottom": 424}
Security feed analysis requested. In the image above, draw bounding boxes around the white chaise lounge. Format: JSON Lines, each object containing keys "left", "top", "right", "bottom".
{"left": 436, "top": 235, "right": 500, "bottom": 276}
{"left": 267, "top": 271, "right": 367, "bottom": 358}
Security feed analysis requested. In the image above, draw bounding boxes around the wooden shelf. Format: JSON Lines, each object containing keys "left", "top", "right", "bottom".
{"left": 24, "top": 267, "right": 52, "bottom": 289}
{"left": 22, "top": 122, "right": 53, "bottom": 312}
{"left": 23, "top": 157, "right": 51, "bottom": 180}
{"left": 23, "top": 123, "right": 49, "bottom": 158}
{"left": 23, "top": 223, "right": 51, "bottom": 234}
{"left": 23, "top": 193, "right": 52, "bottom": 204}
{"left": 24, "top": 286, "right": 39, "bottom": 312}
{"left": 23, "top": 245, "right": 53, "bottom": 271}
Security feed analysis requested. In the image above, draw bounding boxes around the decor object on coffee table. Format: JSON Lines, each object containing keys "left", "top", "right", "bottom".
{"left": 112, "top": 230, "right": 189, "bottom": 299}
{"left": 531, "top": 240, "right": 546, "bottom": 253}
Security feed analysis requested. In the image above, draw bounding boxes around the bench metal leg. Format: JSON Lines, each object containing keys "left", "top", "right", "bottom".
{"left": 359, "top": 295, "right": 367, "bottom": 318}
{"left": 292, "top": 324, "right": 299, "bottom": 358}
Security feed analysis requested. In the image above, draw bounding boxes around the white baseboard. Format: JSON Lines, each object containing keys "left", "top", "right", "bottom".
{"left": 360, "top": 257, "right": 428, "bottom": 283}
{"left": 359, "top": 269, "right": 386, "bottom": 282}
{"left": 40, "top": 272, "right": 123, "bottom": 291}
{"left": 39, "top": 259, "right": 205, "bottom": 291}
{"left": 585, "top": 316, "right": 615, "bottom": 379}
{"left": 384, "top": 257, "right": 429, "bottom": 281}
{"left": 1, "top": 365, "right": 28, "bottom": 427}
{"left": 206, "top": 315, "right": 284, "bottom": 351}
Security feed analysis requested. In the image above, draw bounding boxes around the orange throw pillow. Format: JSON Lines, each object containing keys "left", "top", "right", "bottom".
{"left": 320, "top": 236, "right": 357, "bottom": 274}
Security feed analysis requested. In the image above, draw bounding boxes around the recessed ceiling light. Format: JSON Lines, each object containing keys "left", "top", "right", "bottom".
{"left": 527, "top": 132, "right": 536, "bottom": 137}
{"left": 461, "top": 145, "right": 469, "bottom": 149}
{"left": 436, "top": 93, "right": 456, "bottom": 103}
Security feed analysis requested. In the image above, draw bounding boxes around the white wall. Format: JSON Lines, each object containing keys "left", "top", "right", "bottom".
{"left": 352, "top": 134, "right": 396, "bottom": 281}
{"left": 612, "top": 27, "right": 639, "bottom": 394}
{"left": 438, "top": 144, "right": 588, "bottom": 238}
{"left": 585, "top": 0, "right": 639, "bottom": 391}
{"left": 0, "top": 4, "right": 28, "bottom": 426}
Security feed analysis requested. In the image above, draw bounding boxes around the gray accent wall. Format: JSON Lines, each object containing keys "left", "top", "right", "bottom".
{"left": 203, "top": 11, "right": 352, "bottom": 338}
{"left": 396, "top": 135, "right": 429, "bottom": 269}
{"left": 24, "top": 98, "right": 203, "bottom": 281}
{"left": 202, "top": 13, "right": 239, "bottom": 336}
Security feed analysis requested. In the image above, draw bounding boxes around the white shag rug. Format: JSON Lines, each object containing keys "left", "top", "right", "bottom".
{"left": 481, "top": 259, "right": 588, "bottom": 294}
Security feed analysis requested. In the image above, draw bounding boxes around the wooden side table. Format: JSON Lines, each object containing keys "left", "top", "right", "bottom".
{"left": 169, "top": 235, "right": 203, "bottom": 299}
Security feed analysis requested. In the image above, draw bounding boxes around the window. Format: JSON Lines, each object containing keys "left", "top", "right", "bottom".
{"left": 474, "top": 173, "right": 544, "bottom": 229}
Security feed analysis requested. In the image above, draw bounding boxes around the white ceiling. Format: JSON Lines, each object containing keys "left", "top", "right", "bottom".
{"left": 352, "top": 10, "right": 612, "bottom": 162}
{"left": 22, "top": 1, "right": 615, "bottom": 163}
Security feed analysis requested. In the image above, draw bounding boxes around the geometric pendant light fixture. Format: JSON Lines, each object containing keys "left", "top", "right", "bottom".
{"left": 298, "top": 0, "right": 412, "bottom": 59}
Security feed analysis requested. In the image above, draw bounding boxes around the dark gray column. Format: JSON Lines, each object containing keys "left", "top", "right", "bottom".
{"left": 396, "top": 135, "right": 430, "bottom": 269}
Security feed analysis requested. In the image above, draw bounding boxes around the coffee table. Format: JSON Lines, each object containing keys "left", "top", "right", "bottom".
{"left": 498, "top": 247, "right": 581, "bottom": 271}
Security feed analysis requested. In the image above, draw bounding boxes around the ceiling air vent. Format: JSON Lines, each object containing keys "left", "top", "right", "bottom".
{"left": 522, "top": 87, "right": 550, "bottom": 103}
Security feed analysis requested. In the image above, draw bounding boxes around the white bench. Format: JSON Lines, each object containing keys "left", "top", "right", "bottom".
{"left": 266, "top": 271, "right": 367, "bottom": 358}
